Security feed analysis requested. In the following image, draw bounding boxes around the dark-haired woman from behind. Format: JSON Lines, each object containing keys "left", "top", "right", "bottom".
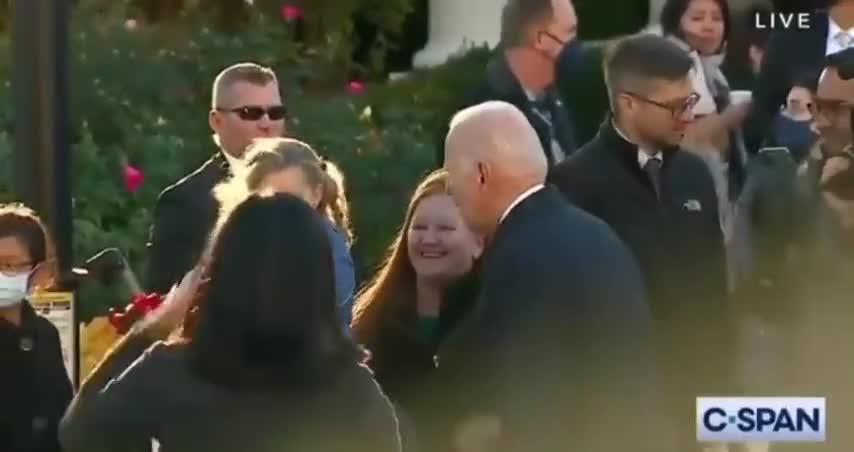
{"left": 351, "top": 170, "right": 482, "bottom": 452}
{"left": 60, "top": 193, "right": 402, "bottom": 452}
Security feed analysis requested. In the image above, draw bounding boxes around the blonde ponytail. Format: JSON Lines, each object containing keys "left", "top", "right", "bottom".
{"left": 319, "top": 160, "right": 353, "bottom": 244}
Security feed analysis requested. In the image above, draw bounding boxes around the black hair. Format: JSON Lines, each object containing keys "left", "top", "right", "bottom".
{"left": 660, "top": 0, "right": 732, "bottom": 53}
{"left": 188, "top": 192, "right": 361, "bottom": 390}
{"left": 0, "top": 203, "right": 49, "bottom": 266}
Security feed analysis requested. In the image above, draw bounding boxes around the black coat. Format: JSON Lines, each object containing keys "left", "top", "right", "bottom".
{"left": 436, "top": 188, "right": 671, "bottom": 452}
{"left": 745, "top": 10, "right": 829, "bottom": 152}
{"left": 0, "top": 302, "right": 73, "bottom": 452}
{"left": 548, "top": 120, "right": 734, "bottom": 381}
{"left": 146, "top": 153, "right": 231, "bottom": 294}
{"left": 60, "top": 339, "right": 402, "bottom": 452}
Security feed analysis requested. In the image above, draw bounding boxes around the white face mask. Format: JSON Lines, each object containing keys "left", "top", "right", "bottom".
{"left": 0, "top": 271, "right": 30, "bottom": 307}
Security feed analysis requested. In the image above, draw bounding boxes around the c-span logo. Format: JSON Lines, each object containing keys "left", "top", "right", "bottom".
{"left": 697, "top": 397, "right": 825, "bottom": 442}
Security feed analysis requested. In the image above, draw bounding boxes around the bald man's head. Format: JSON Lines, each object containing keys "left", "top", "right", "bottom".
{"left": 443, "top": 101, "right": 548, "bottom": 236}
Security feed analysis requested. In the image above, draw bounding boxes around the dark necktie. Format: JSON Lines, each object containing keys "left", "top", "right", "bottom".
{"left": 643, "top": 157, "right": 662, "bottom": 199}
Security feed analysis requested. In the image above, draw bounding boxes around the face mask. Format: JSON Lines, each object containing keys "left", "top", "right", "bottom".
{"left": 0, "top": 271, "right": 30, "bottom": 307}
{"left": 556, "top": 38, "right": 585, "bottom": 82}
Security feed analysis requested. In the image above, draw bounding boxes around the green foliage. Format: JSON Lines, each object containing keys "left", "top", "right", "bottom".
{"left": 0, "top": 4, "right": 487, "bottom": 322}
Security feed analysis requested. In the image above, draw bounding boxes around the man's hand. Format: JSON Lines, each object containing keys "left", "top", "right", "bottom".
{"left": 452, "top": 415, "right": 502, "bottom": 452}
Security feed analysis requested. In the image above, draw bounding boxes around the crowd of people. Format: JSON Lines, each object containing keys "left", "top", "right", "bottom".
{"left": 4, "top": 0, "right": 854, "bottom": 451}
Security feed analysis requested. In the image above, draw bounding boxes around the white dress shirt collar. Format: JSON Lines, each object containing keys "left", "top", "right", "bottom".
{"left": 499, "top": 184, "right": 545, "bottom": 224}
{"left": 637, "top": 150, "right": 663, "bottom": 169}
{"left": 221, "top": 150, "right": 245, "bottom": 176}
{"left": 827, "top": 17, "right": 854, "bottom": 55}
{"left": 612, "top": 121, "right": 662, "bottom": 167}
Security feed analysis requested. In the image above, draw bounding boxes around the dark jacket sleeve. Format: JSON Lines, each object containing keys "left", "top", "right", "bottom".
{"left": 744, "top": 31, "right": 792, "bottom": 152}
{"left": 147, "top": 186, "right": 198, "bottom": 294}
{"left": 59, "top": 333, "right": 159, "bottom": 452}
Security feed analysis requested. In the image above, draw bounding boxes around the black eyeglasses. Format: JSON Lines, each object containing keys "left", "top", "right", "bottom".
{"left": 624, "top": 91, "right": 700, "bottom": 118}
{"left": 216, "top": 105, "right": 287, "bottom": 121}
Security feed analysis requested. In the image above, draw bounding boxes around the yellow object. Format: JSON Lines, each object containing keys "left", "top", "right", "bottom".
{"left": 79, "top": 316, "right": 121, "bottom": 380}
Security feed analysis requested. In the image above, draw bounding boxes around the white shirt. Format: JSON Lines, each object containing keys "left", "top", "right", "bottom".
{"left": 221, "top": 150, "right": 245, "bottom": 175}
{"left": 499, "top": 184, "right": 545, "bottom": 224}
{"left": 637, "top": 150, "right": 663, "bottom": 169}
{"left": 827, "top": 17, "right": 854, "bottom": 55}
{"left": 612, "top": 121, "right": 662, "bottom": 168}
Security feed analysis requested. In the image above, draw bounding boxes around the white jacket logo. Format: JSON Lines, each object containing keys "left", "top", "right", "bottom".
{"left": 683, "top": 199, "right": 702, "bottom": 211}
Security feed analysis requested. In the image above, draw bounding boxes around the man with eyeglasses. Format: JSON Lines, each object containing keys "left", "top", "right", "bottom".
{"left": 549, "top": 34, "right": 735, "bottom": 452}
{"left": 146, "top": 62, "right": 286, "bottom": 294}
{"left": 437, "top": 0, "right": 580, "bottom": 169}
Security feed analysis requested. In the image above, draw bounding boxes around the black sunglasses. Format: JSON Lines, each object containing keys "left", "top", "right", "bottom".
{"left": 624, "top": 91, "right": 700, "bottom": 118}
{"left": 217, "top": 105, "right": 287, "bottom": 121}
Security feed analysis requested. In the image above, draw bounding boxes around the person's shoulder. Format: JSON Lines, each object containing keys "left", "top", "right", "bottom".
{"left": 549, "top": 137, "right": 606, "bottom": 183}
{"left": 129, "top": 341, "right": 188, "bottom": 377}
{"left": 157, "top": 154, "right": 225, "bottom": 202}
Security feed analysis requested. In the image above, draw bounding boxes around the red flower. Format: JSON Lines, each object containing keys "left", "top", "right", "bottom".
{"left": 108, "top": 293, "right": 165, "bottom": 334}
{"left": 123, "top": 163, "right": 144, "bottom": 192}
{"left": 347, "top": 80, "right": 365, "bottom": 95}
{"left": 281, "top": 4, "right": 302, "bottom": 22}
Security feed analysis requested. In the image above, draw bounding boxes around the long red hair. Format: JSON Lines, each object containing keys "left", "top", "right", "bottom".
{"left": 350, "top": 170, "right": 449, "bottom": 346}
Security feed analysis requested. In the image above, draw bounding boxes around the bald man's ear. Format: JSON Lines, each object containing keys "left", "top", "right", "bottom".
{"left": 476, "top": 161, "right": 489, "bottom": 187}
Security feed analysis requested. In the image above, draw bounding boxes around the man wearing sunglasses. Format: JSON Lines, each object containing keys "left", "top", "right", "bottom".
{"left": 146, "top": 62, "right": 286, "bottom": 294}
{"left": 550, "top": 34, "right": 734, "bottom": 452}
{"left": 437, "top": 0, "right": 580, "bottom": 169}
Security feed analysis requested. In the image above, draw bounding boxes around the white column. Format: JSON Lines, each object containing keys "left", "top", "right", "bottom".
{"left": 648, "top": 0, "right": 667, "bottom": 26}
{"left": 412, "top": 0, "right": 502, "bottom": 68}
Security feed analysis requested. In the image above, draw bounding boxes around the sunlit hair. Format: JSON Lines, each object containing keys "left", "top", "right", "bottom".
{"left": 186, "top": 192, "right": 361, "bottom": 389}
{"left": 350, "top": 170, "right": 449, "bottom": 346}
{"left": 213, "top": 137, "right": 353, "bottom": 244}
{"left": 0, "top": 203, "right": 57, "bottom": 289}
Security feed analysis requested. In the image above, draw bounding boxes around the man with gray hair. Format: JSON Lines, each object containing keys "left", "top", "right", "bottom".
{"left": 439, "top": 100, "right": 671, "bottom": 451}
{"left": 147, "top": 62, "right": 286, "bottom": 293}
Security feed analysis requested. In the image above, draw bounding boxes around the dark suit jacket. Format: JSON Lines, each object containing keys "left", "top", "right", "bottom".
{"left": 549, "top": 121, "right": 733, "bottom": 388}
{"left": 436, "top": 188, "right": 671, "bottom": 452}
{"left": 0, "top": 302, "right": 73, "bottom": 452}
{"left": 146, "top": 153, "right": 231, "bottom": 293}
{"left": 746, "top": 10, "right": 829, "bottom": 152}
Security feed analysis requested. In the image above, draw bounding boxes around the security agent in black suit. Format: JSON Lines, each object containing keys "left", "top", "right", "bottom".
{"left": 747, "top": 1, "right": 854, "bottom": 151}
{"left": 146, "top": 63, "right": 286, "bottom": 294}
{"left": 549, "top": 35, "right": 734, "bottom": 452}
{"left": 440, "top": 101, "right": 672, "bottom": 452}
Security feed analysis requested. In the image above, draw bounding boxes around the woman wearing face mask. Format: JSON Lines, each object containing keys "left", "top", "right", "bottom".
{"left": 770, "top": 79, "right": 820, "bottom": 163}
{"left": 660, "top": 0, "right": 751, "bottom": 234}
{"left": 351, "top": 170, "right": 483, "bottom": 452}
{"left": 214, "top": 137, "right": 356, "bottom": 329}
{"left": 0, "top": 203, "right": 72, "bottom": 452}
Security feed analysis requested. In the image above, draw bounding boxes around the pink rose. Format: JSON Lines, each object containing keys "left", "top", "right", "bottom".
{"left": 123, "top": 164, "right": 144, "bottom": 192}
{"left": 347, "top": 80, "right": 365, "bottom": 95}
{"left": 281, "top": 4, "right": 302, "bottom": 22}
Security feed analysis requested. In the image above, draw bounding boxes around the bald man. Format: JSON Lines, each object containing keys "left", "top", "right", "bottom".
{"left": 438, "top": 101, "right": 672, "bottom": 452}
